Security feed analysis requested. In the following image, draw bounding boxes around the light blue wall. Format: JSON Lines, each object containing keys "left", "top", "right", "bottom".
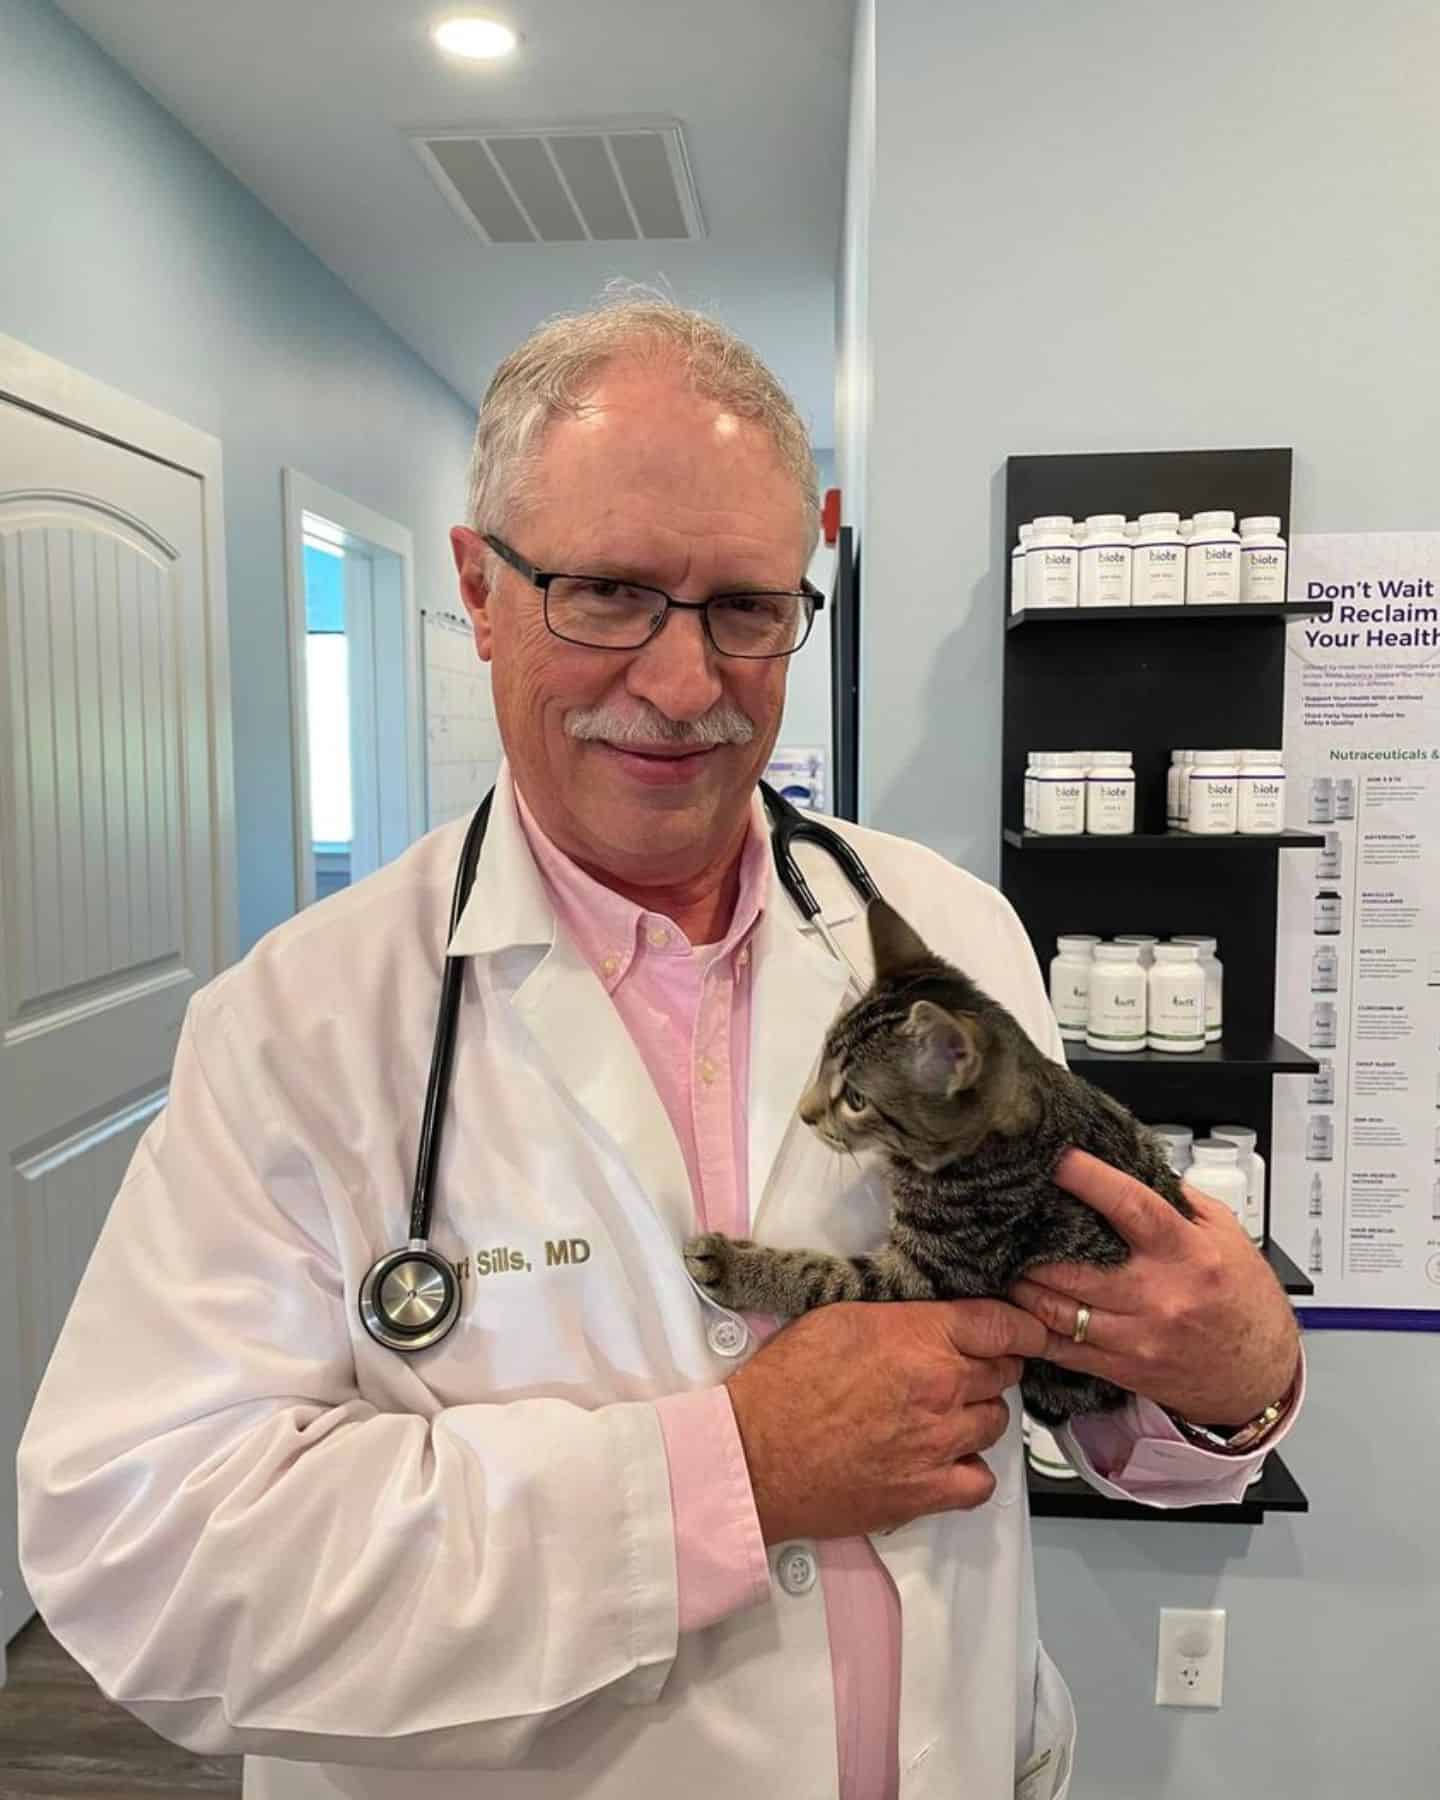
{"left": 0, "top": 0, "right": 478, "bottom": 954}
{"left": 849, "top": 1, "right": 1440, "bottom": 1792}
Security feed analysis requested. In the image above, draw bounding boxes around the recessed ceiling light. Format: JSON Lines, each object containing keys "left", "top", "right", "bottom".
{"left": 433, "top": 17, "right": 518, "bottom": 60}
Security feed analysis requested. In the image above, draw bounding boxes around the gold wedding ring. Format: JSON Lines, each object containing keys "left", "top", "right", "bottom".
{"left": 1072, "top": 1304, "right": 1091, "bottom": 1346}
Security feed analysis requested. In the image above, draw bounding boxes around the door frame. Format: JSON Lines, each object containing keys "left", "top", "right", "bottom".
{"left": 281, "top": 468, "right": 422, "bottom": 909}
{"left": 0, "top": 330, "right": 237, "bottom": 969}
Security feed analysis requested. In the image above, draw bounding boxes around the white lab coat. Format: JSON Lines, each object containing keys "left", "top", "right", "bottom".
{"left": 17, "top": 763, "right": 1078, "bottom": 1800}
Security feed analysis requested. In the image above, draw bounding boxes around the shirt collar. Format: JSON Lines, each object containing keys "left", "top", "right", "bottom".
{"left": 514, "top": 782, "right": 771, "bottom": 993}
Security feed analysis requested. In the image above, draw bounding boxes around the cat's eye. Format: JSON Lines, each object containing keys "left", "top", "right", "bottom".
{"left": 840, "top": 1083, "right": 868, "bottom": 1115}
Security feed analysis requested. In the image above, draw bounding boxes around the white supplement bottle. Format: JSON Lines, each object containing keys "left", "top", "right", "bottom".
{"left": 1310, "top": 1000, "right": 1337, "bottom": 1047}
{"left": 1187, "top": 751, "right": 1239, "bottom": 833}
{"left": 1176, "top": 750, "right": 1198, "bottom": 828}
{"left": 1078, "top": 515, "right": 1132, "bottom": 607}
{"left": 1149, "top": 1122, "right": 1194, "bottom": 1176}
{"left": 1309, "top": 1230, "right": 1323, "bottom": 1277}
{"left": 1309, "top": 776, "right": 1334, "bottom": 823}
{"left": 1023, "top": 753, "right": 1037, "bottom": 829}
{"left": 1187, "top": 1140, "right": 1248, "bottom": 1226}
{"left": 1335, "top": 776, "right": 1355, "bottom": 819}
{"left": 1307, "top": 1114, "right": 1334, "bottom": 1161}
{"left": 1147, "top": 944, "right": 1206, "bottom": 1053}
{"left": 1171, "top": 935, "right": 1223, "bottom": 1041}
{"left": 1212, "top": 1124, "right": 1266, "bottom": 1244}
{"left": 1011, "top": 524, "right": 1034, "bottom": 614}
{"left": 1186, "top": 510, "right": 1241, "bottom": 604}
{"left": 1033, "top": 753, "right": 1086, "bottom": 834}
{"left": 1165, "top": 752, "right": 1187, "bottom": 828}
{"left": 1238, "top": 516, "right": 1288, "bottom": 603}
{"left": 1085, "top": 751, "right": 1136, "bottom": 833}
{"left": 1314, "top": 890, "right": 1342, "bottom": 934}
{"left": 1026, "top": 516, "right": 1079, "bottom": 609}
{"left": 1310, "top": 1173, "right": 1325, "bottom": 1216}
{"left": 1311, "top": 943, "right": 1339, "bottom": 991}
{"left": 1113, "top": 934, "right": 1158, "bottom": 968}
{"left": 1086, "top": 944, "right": 1147, "bottom": 1052}
{"left": 1309, "top": 1060, "right": 1335, "bottom": 1104}
{"left": 1131, "top": 513, "right": 1186, "bottom": 606}
{"left": 1238, "top": 750, "right": 1286, "bottom": 834}
{"left": 1317, "top": 832, "right": 1342, "bottom": 880}
{"left": 1050, "top": 935, "right": 1100, "bottom": 1042}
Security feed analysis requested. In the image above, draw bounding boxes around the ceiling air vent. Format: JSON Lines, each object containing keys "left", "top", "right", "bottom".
{"left": 409, "top": 120, "right": 705, "bottom": 244}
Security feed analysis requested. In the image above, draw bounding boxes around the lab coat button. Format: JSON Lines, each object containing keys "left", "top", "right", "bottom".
{"left": 707, "top": 1316, "right": 749, "bottom": 1357}
{"left": 776, "top": 1543, "right": 818, "bottom": 1596}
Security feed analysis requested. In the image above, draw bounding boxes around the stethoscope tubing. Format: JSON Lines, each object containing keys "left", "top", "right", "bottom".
{"left": 359, "top": 782, "right": 877, "bottom": 1351}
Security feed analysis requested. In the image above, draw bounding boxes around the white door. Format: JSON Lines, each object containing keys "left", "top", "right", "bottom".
{"left": 0, "top": 394, "right": 232, "bottom": 1649}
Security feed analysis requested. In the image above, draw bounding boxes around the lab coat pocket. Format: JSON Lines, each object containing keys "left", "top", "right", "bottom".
{"left": 1016, "top": 1643, "right": 1076, "bottom": 1800}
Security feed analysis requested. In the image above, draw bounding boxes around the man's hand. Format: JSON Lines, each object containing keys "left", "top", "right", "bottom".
{"left": 724, "top": 1298, "right": 1049, "bottom": 1542}
{"left": 1008, "top": 1148, "right": 1302, "bottom": 1426}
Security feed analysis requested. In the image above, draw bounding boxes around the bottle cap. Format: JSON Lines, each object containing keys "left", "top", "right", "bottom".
{"left": 1172, "top": 935, "right": 1218, "bottom": 954}
{"left": 1154, "top": 943, "right": 1200, "bottom": 963}
{"left": 1094, "top": 944, "right": 1142, "bottom": 963}
{"left": 1212, "top": 1125, "right": 1257, "bottom": 1152}
{"left": 1149, "top": 1123, "right": 1194, "bottom": 1146}
{"left": 1057, "top": 935, "right": 1099, "bottom": 955}
{"left": 1033, "top": 515, "right": 1074, "bottom": 531}
{"left": 1241, "top": 749, "right": 1284, "bottom": 763}
{"left": 1192, "top": 1139, "right": 1240, "bottom": 1162}
{"left": 1138, "top": 511, "right": 1181, "bottom": 530}
{"left": 1085, "top": 514, "right": 1126, "bottom": 532}
{"left": 1194, "top": 510, "right": 1236, "bottom": 530}
{"left": 1239, "top": 516, "right": 1281, "bottom": 534}
{"left": 1193, "top": 750, "right": 1235, "bottom": 765}
{"left": 1114, "top": 934, "right": 1158, "bottom": 945}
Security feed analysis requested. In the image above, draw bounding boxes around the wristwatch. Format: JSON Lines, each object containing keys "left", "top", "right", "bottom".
{"left": 1164, "top": 1367, "right": 1299, "bottom": 1455}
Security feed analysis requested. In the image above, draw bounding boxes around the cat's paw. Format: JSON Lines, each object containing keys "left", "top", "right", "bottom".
{"left": 683, "top": 1232, "right": 754, "bottom": 1308}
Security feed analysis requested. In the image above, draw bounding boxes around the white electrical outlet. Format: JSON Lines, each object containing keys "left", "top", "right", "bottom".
{"left": 1155, "top": 1608, "right": 1225, "bottom": 1707}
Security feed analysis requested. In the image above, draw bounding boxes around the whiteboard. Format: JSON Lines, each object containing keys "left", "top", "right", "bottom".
{"left": 421, "top": 610, "right": 501, "bottom": 828}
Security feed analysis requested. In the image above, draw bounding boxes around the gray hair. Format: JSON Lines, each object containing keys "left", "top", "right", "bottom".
{"left": 464, "top": 285, "right": 820, "bottom": 563}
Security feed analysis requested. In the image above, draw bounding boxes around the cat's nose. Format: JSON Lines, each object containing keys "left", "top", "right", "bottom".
{"left": 798, "top": 1083, "right": 824, "bottom": 1126}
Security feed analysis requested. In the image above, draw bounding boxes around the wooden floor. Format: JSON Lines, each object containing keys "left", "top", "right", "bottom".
{"left": 0, "top": 1616, "right": 241, "bottom": 1799}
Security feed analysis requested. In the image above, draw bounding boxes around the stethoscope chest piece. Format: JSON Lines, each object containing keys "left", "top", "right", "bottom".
{"left": 359, "top": 1245, "right": 461, "bottom": 1352}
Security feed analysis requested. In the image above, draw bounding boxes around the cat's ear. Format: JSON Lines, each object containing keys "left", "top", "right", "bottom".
{"left": 867, "top": 898, "right": 933, "bottom": 979}
{"left": 901, "top": 1000, "right": 985, "bottom": 1096}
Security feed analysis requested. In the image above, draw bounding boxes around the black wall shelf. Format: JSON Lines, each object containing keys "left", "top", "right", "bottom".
{"left": 1002, "top": 444, "right": 1311, "bottom": 1528}
{"left": 1265, "top": 1240, "right": 1314, "bottom": 1297}
{"left": 1004, "top": 828, "right": 1324, "bottom": 851}
{"left": 1008, "top": 600, "right": 1328, "bottom": 631}
{"left": 1028, "top": 1450, "right": 1308, "bottom": 1523}
{"left": 1066, "top": 1034, "right": 1318, "bottom": 1074}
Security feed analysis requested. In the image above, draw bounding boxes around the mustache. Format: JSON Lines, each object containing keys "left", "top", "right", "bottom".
{"left": 564, "top": 699, "right": 756, "bottom": 748}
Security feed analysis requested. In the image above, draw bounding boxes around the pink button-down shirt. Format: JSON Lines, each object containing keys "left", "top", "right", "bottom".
{"left": 515, "top": 788, "right": 1304, "bottom": 1799}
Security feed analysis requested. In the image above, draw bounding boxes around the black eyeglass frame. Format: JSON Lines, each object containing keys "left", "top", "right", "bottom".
{"left": 482, "top": 532, "right": 825, "bottom": 660}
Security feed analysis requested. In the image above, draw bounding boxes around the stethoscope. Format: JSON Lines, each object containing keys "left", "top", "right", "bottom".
{"left": 358, "top": 782, "right": 880, "bottom": 1353}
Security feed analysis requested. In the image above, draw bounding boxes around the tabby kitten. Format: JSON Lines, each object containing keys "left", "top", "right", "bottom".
{"left": 684, "top": 897, "right": 1194, "bottom": 1425}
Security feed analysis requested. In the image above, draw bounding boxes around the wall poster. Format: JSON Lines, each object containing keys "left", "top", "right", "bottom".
{"left": 1274, "top": 531, "right": 1440, "bottom": 1328}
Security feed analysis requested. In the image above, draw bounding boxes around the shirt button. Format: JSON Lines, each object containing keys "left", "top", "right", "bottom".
{"left": 736, "top": 945, "right": 751, "bottom": 968}
{"left": 601, "top": 955, "right": 619, "bottom": 979}
{"left": 699, "top": 1056, "right": 717, "bottom": 1084}
{"left": 775, "top": 1543, "right": 818, "bottom": 1596}
{"left": 707, "top": 1316, "right": 749, "bottom": 1357}
{"left": 647, "top": 927, "right": 669, "bottom": 949}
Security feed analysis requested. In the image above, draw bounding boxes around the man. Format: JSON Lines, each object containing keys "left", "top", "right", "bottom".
{"left": 18, "top": 297, "right": 1303, "bottom": 1800}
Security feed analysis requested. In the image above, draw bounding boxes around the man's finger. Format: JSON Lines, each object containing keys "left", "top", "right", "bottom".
{"left": 1052, "top": 1147, "right": 1191, "bottom": 1255}
{"left": 941, "top": 1297, "right": 1050, "bottom": 1360}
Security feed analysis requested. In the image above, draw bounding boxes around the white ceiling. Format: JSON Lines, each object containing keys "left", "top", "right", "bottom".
{"left": 55, "top": 0, "right": 852, "bottom": 444}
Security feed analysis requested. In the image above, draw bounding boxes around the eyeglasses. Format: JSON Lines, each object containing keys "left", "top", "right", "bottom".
{"left": 482, "top": 533, "right": 824, "bottom": 660}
